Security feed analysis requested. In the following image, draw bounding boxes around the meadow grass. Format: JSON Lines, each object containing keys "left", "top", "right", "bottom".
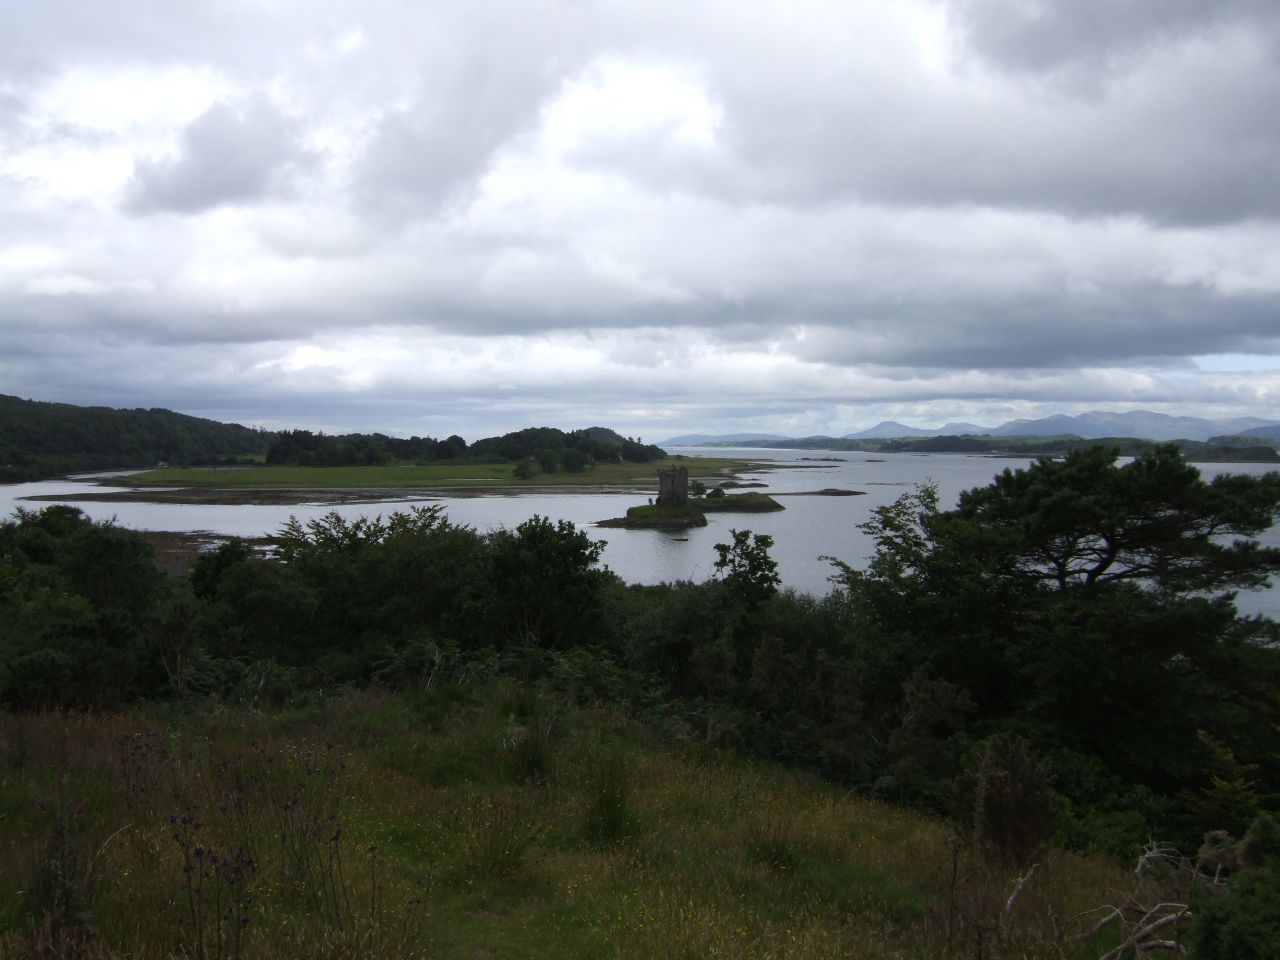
{"left": 0, "top": 687, "right": 1138, "bottom": 959}
{"left": 124, "top": 457, "right": 748, "bottom": 490}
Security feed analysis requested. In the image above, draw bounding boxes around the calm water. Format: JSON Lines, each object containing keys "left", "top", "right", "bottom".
{"left": 4, "top": 449, "right": 1278, "bottom": 616}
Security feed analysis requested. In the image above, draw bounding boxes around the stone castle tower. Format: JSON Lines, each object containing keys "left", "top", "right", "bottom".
{"left": 656, "top": 465, "right": 689, "bottom": 506}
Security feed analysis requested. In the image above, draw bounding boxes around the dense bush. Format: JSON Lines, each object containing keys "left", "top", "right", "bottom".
{"left": 0, "top": 506, "right": 174, "bottom": 707}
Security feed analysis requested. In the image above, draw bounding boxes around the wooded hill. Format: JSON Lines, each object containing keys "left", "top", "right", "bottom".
{"left": 263, "top": 425, "right": 665, "bottom": 471}
{"left": 0, "top": 394, "right": 273, "bottom": 482}
{"left": 0, "top": 394, "right": 668, "bottom": 481}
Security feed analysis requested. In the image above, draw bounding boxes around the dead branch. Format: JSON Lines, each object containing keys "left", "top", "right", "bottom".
{"left": 1005, "top": 863, "right": 1038, "bottom": 916}
{"left": 1098, "top": 904, "right": 1190, "bottom": 960}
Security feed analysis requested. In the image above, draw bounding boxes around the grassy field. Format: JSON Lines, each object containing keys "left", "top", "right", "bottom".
{"left": 1, "top": 684, "right": 1138, "bottom": 959}
{"left": 124, "top": 457, "right": 749, "bottom": 490}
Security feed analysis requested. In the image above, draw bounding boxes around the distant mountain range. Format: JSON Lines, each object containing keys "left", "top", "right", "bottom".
{"left": 660, "top": 432, "right": 794, "bottom": 446}
{"left": 662, "top": 410, "right": 1280, "bottom": 446}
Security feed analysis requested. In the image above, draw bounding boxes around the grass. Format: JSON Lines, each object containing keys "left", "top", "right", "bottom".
{"left": 124, "top": 457, "right": 748, "bottom": 490}
{"left": 618, "top": 504, "right": 709, "bottom": 527}
{"left": 0, "top": 687, "right": 1138, "bottom": 959}
{"left": 614, "top": 493, "right": 784, "bottom": 528}
{"left": 698, "top": 492, "right": 784, "bottom": 512}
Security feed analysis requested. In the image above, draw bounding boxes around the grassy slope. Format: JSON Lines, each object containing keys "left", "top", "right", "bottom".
{"left": 1, "top": 685, "right": 1131, "bottom": 959}
{"left": 124, "top": 457, "right": 747, "bottom": 489}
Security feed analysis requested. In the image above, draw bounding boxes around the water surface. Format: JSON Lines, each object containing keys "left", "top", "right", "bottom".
{"left": 4, "top": 449, "right": 1277, "bottom": 616}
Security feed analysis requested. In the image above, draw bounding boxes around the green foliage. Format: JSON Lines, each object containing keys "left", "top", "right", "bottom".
{"left": 698, "top": 491, "right": 783, "bottom": 512}
{"left": 828, "top": 448, "right": 1280, "bottom": 842}
{"left": 467, "top": 425, "right": 664, "bottom": 465}
{"left": 23, "top": 772, "right": 121, "bottom": 940}
{"left": 3, "top": 437, "right": 1277, "bottom": 880}
{"left": 266, "top": 506, "right": 487, "bottom": 672}
{"left": 189, "top": 537, "right": 255, "bottom": 602}
{"left": 0, "top": 393, "right": 271, "bottom": 480}
{"left": 879, "top": 671, "right": 974, "bottom": 808}
{"left": 0, "top": 507, "right": 174, "bottom": 708}
{"left": 622, "top": 502, "right": 707, "bottom": 526}
{"left": 713, "top": 529, "right": 780, "bottom": 608}
{"left": 1191, "top": 819, "right": 1280, "bottom": 960}
{"left": 266, "top": 428, "right": 393, "bottom": 466}
{"left": 482, "top": 515, "right": 611, "bottom": 649}
{"left": 1191, "top": 865, "right": 1280, "bottom": 958}
{"left": 949, "top": 444, "right": 1280, "bottom": 594}
{"left": 962, "top": 734, "right": 1056, "bottom": 868}
{"left": 1183, "top": 732, "right": 1265, "bottom": 840}
{"left": 455, "top": 797, "right": 543, "bottom": 881}
{"left": 581, "top": 745, "right": 635, "bottom": 846}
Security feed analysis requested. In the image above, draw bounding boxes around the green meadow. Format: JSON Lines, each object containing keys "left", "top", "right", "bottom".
{"left": 124, "top": 457, "right": 748, "bottom": 490}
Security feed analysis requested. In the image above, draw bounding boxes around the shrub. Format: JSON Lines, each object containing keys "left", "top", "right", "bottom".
{"left": 456, "top": 797, "right": 542, "bottom": 881}
{"left": 963, "top": 734, "right": 1056, "bottom": 868}
{"left": 1190, "top": 865, "right": 1280, "bottom": 958}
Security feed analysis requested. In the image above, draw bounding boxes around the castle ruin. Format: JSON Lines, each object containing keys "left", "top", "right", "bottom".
{"left": 656, "top": 465, "right": 689, "bottom": 507}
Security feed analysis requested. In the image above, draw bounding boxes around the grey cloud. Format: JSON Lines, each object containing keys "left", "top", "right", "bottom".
{"left": 125, "top": 97, "right": 304, "bottom": 213}
{"left": 783, "top": 283, "right": 1280, "bottom": 370}
{"left": 946, "top": 0, "right": 1280, "bottom": 80}
{"left": 569, "top": 6, "right": 1280, "bottom": 225}
{"left": 355, "top": 108, "right": 507, "bottom": 217}
{"left": 350, "top": 45, "right": 589, "bottom": 221}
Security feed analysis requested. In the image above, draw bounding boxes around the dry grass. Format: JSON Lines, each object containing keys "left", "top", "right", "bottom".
{"left": 0, "top": 690, "right": 1136, "bottom": 959}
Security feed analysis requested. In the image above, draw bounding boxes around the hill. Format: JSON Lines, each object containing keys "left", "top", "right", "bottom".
{"left": 660, "top": 432, "right": 793, "bottom": 445}
{"left": 988, "top": 410, "right": 1278, "bottom": 441}
{"left": 675, "top": 410, "right": 1280, "bottom": 448}
{"left": 1, "top": 394, "right": 668, "bottom": 480}
{"left": 0, "top": 394, "right": 273, "bottom": 482}
{"left": 844, "top": 420, "right": 986, "bottom": 439}
{"left": 1238, "top": 423, "right": 1280, "bottom": 441}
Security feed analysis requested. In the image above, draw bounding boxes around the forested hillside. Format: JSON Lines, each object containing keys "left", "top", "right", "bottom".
{"left": 0, "top": 394, "right": 666, "bottom": 481}
{"left": 264, "top": 424, "right": 665, "bottom": 471}
{"left": 0, "top": 394, "right": 273, "bottom": 481}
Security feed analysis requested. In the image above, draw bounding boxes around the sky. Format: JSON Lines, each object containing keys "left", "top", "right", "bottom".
{"left": 2, "top": 0, "right": 1279, "bottom": 441}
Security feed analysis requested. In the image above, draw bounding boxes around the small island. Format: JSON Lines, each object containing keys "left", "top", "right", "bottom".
{"left": 598, "top": 466, "right": 784, "bottom": 528}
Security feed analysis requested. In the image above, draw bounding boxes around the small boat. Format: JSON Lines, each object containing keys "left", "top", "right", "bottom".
{"left": 671, "top": 536, "right": 689, "bottom": 542}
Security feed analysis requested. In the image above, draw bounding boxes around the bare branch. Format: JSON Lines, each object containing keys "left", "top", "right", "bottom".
{"left": 1005, "top": 863, "right": 1038, "bottom": 916}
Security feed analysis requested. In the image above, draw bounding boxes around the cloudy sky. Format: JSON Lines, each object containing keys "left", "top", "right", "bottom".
{"left": 2, "top": 0, "right": 1279, "bottom": 440}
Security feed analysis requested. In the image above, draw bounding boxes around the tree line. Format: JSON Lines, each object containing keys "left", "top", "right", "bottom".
{"left": 0, "top": 394, "right": 272, "bottom": 481}
{"left": 264, "top": 425, "right": 665, "bottom": 472}
{"left": 0, "top": 392, "right": 670, "bottom": 480}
